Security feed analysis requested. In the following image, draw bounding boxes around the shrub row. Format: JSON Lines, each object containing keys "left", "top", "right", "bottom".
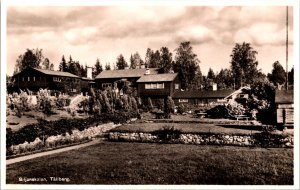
{"left": 7, "top": 110, "right": 137, "bottom": 148}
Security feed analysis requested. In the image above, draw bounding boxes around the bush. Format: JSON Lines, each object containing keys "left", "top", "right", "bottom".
{"left": 177, "top": 104, "right": 186, "bottom": 114}
{"left": 152, "top": 126, "right": 182, "bottom": 143}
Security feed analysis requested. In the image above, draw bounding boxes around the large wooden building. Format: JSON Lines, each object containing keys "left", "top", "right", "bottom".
{"left": 95, "top": 68, "right": 159, "bottom": 90}
{"left": 137, "top": 73, "right": 180, "bottom": 100}
{"left": 172, "top": 90, "right": 234, "bottom": 106}
{"left": 275, "top": 90, "right": 294, "bottom": 127}
{"left": 12, "top": 68, "right": 82, "bottom": 94}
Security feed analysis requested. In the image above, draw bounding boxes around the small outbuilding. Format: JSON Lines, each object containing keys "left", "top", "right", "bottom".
{"left": 275, "top": 90, "right": 294, "bottom": 128}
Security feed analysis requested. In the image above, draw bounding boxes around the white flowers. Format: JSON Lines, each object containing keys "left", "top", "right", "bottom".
{"left": 8, "top": 122, "right": 116, "bottom": 156}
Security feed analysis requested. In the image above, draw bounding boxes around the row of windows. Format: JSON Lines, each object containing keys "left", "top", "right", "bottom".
{"left": 22, "top": 76, "right": 40, "bottom": 82}
{"left": 145, "top": 83, "right": 164, "bottom": 89}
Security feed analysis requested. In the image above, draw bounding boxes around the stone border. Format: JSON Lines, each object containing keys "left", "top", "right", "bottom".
{"left": 108, "top": 132, "right": 294, "bottom": 148}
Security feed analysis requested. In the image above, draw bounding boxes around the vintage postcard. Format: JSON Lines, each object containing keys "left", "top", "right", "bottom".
{"left": 1, "top": 0, "right": 299, "bottom": 189}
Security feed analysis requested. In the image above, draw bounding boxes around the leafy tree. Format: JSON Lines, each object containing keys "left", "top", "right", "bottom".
{"left": 288, "top": 66, "right": 294, "bottom": 86}
{"left": 130, "top": 52, "right": 144, "bottom": 69}
{"left": 145, "top": 48, "right": 154, "bottom": 67}
{"left": 93, "top": 58, "right": 103, "bottom": 78}
{"left": 267, "top": 61, "right": 286, "bottom": 87}
{"left": 173, "top": 41, "right": 201, "bottom": 90}
{"left": 215, "top": 68, "right": 234, "bottom": 90}
{"left": 59, "top": 55, "right": 68, "bottom": 72}
{"left": 105, "top": 63, "right": 111, "bottom": 70}
{"left": 230, "top": 42, "right": 259, "bottom": 89}
{"left": 146, "top": 48, "right": 161, "bottom": 68}
{"left": 116, "top": 54, "right": 128, "bottom": 70}
{"left": 15, "top": 48, "right": 44, "bottom": 72}
{"left": 159, "top": 47, "right": 173, "bottom": 73}
{"left": 42, "top": 58, "right": 50, "bottom": 70}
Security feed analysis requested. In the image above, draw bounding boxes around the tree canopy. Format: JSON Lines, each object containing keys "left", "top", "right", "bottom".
{"left": 15, "top": 48, "right": 44, "bottom": 72}
{"left": 116, "top": 54, "right": 128, "bottom": 70}
{"left": 173, "top": 41, "right": 201, "bottom": 90}
{"left": 230, "top": 42, "right": 259, "bottom": 89}
{"left": 267, "top": 61, "right": 286, "bottom": 87}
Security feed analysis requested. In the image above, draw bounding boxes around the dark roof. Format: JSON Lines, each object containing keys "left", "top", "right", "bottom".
{"left": 14, "top": 68, "right": 80, "bottom": 78}
{"left": 275, "top": 90, "right": 293, "bottom": 104}
{"left": 137, "top": 73, "right": 178, "bottom": 83}
{"left": 34, "top": 68, "right": 80, "bottom": 78}
{"left": 95, "top": 68, "right": 158, "bottom": 79}
{"left": 173, "top": 90, "right": 235, "bottom": 99}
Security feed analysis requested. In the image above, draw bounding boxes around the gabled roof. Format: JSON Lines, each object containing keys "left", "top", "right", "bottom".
{"left": 137, "top": 73, "right": 178, "bottom": 83}
{"left": 275, "top": 90, "right": 293, "bottom": 104}
{"left": 173, "top": 90, "right": 235, "bottom": 99}
{"left": 95, "top": 68, "right": 158, "bottom": 79}
{"left": 34, "top": 68, "right": 80, "bottom": 78}
{"left": 14, "top": 68, "right": 80, "bottom": 78}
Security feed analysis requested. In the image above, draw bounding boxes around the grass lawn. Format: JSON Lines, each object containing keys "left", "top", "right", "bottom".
{"left": 6, "top": 142, "right": 293, "bottom": 185}
{"left": 111, "top": 122, "right": 261, "bottom": 135}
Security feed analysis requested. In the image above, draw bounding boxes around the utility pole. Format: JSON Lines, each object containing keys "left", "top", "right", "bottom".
{"left": 286, "top": 6, "right": 289, "bottom": 90}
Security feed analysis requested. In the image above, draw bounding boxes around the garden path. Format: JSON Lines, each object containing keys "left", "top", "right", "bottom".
{"left": 6, "top": 139, "right": 103, "bottom": 165}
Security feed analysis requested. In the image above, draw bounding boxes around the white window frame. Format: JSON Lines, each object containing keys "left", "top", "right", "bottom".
{"left": 175, "top": 83, "right": 179, "bottom": 89}
{"left": 145, "top": 84, "right": 151, "bottom": 89}
{"left": 145, "top": 83, "right": 164, "bottom": 89}
{"left": 179, "top": 99, "right": 188, "bottom": 103}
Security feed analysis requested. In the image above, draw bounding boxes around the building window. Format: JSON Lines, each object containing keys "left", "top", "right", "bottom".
{"left": 22, "top": 77, "right": 24, "bottom": 82}
{"left": 33, "top": 77, "right": 35, "bottom": 81}
{"left": 53, "top": 77, "right": 61, "bottom": 82}
{"left": 175, "top": 83, "right": 179, "bottom": 89}
{"left": 145, "top": 83, "right": 164, "bottom": 89}
{"left": 179, "top": 99, "right": 188, "bottom": 103}
{"left": 102, "top": 83, "right": 112, "bottom": 88}
{"left": 28, "top": 77, "right": 30, "bottom": 81}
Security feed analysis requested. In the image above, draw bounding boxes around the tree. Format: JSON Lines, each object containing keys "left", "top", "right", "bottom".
{"left": 230, "top": 42, "right": 259, "bottom": 89}
{"left": 42, "top": 58, "right": 50, "bottom": 70}
{"left": 50, "top": 63, "right": 54, "bottom": 71}
{"left": 59, "top": 55, "right": 68, "bottom": 72}
{"left": 146, "top": 48, "right": 161, "bottom": 68}
{"left": 105, "top": 63, "right": 111, "bottom": 70}
{"left": 288, "top": 66, "right": 294, "bottom": 85}
{"left": 116, "top": 54, "right": 128, "bottom": 70}
{"left": 68, "top": 56, "right": 81, "bottom": 76}
{"left": 145, "top": 48, "right": 154, "bottom": 67}
{"left": 173, "top": 41, "right": 201, "bottom": 90}
{"left": 15, "top": 48, "right": 44, "bottom": 72}
{"left": 215, "top": 68, "right": 234, "bottom": 90}
{"left": 267, "top": 61, "right": 286, "bottom": 87}
{"left": 130, "top": 52, "right": 144, "bottom": 69}
{"left": 93, "top": 58, "right": 103, "bottom": 78}
{"left": 207, "top": 68, "right": 215, "bottom": 81}
{"left": 159, "top": 47, "right": 173, "bottom": 73}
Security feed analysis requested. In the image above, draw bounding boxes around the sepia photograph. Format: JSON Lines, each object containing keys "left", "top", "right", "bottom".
{"left": 1, "top": 0, "right": 299, "bottom": 189}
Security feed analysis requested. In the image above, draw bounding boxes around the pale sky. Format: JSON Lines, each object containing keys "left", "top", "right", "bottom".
{"left": 6, "top": 6, "right": 294, "bottom": 76}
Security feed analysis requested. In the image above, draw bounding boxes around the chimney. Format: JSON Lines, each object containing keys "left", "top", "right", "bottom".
{"left": 87, "top": 67, "right": 93, "bottom": 79}
{"left": 212, "top": 83, "right": 217, "bottom": 91}
{"left": 145, "top": 68, "right": 150, "bottom": 75}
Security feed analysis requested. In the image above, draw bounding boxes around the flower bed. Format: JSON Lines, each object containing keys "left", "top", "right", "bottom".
{"left": 7, "top": 122, "right": 116, "bottom": 158}
{"left": 6, "top": 110, "right": 137, "bottom": 157}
